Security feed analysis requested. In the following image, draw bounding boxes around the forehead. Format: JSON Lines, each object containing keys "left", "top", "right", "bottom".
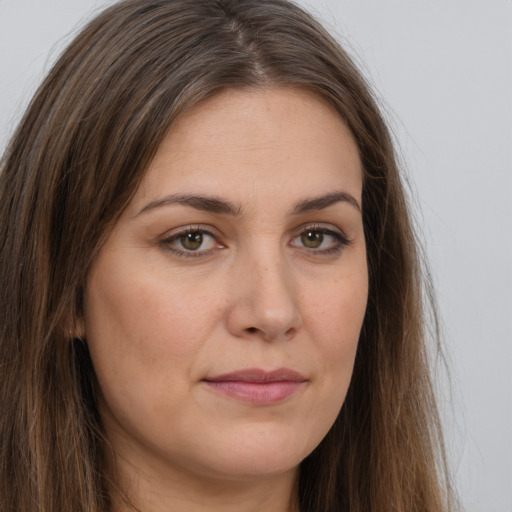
{"left": 130, "top": 87, "right": 362, "bottom": 213}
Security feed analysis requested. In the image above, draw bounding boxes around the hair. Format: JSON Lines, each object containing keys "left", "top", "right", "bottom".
{"left": 0, "top": 0, "right": 453, "bottom": 510}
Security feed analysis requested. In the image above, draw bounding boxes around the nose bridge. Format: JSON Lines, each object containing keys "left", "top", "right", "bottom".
{"left": 227, "top": 239, "right": 302, "bottom": 341}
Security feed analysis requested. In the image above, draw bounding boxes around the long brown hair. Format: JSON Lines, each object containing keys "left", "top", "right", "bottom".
{"left": 0, "top": 0, "right": 453, "bottom": 510}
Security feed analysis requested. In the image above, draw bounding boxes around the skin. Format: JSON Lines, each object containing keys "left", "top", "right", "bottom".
{"left": 83, "top": 87, "right": 368, "bottom": 512}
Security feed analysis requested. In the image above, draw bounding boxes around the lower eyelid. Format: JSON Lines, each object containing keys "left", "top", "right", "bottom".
{"left": 159, "top": 225, "right": 351, "bottom": 259}
{"left": 159, "top": 228, "right": 220, "bottom": 255}
{"left": 291, "top": 227, "right": 349, "bottom": 247}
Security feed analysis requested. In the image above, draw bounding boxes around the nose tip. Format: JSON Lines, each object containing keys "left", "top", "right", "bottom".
{"left": 226, "top": 258, "right": 302, "bottom": 342}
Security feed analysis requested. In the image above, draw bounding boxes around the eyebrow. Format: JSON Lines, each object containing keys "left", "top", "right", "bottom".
{"left": 292, "top": 191, "right": 361, "bottom": 214}
{"left": 134, "top": 194, "right": 241, "bottom": 217}
{"left": 134, "top": 190, "right": 360, "bottom": 218}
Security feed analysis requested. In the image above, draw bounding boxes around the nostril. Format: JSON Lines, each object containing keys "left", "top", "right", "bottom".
{"left": 246, "top": 327, "right": 258, "bottom": 334}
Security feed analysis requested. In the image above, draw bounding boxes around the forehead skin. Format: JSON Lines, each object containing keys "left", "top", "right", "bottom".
{"left": 128, "top": 87, "right": 363, "bottom": 219}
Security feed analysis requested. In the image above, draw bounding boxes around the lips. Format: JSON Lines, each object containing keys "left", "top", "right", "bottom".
{"left": 203, "top": 368, "right": 307, "bottom": 404}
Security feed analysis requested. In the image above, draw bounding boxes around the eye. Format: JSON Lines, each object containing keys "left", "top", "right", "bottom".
{"left": 160, "top": 226, "right": 221, "bottom": 257}
{"left": 291, "top": 226, "right": 350, "bottom": 255}
{"left": 300, "top": 230, "right": 325, "bottom": 249}
{"left": 179, "top": 232, "right": 210, "bottom": 251}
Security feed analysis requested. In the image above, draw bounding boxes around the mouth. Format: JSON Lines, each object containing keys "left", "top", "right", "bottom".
{"left": 202, "top": 368, "right": 307, "bottom": 404}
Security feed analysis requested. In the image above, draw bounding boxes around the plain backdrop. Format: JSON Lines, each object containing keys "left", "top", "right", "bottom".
{"left": 1, "top": 1, "right": 511, "bottom": 510}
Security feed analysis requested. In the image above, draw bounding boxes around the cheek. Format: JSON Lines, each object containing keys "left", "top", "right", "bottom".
{"left": 302, "top": 260, "right": 368, "bottom": 380}
{"left": 306, "top": 254, "right": 368, "bottom": 325}
{"left": 85, "top": 257, "right": 218, "bottom": 364}
{"left": 82, "top": 255, "right": 226, "bottom": 428}
{"left": 292, "top": 264, "right": 367, "bottom": 452}
{"left": 82, "top": 255, "right": 227, "bottom": 438}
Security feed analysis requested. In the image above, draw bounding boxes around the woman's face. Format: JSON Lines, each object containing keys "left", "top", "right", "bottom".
{"left": 83, "top": 87, "right": 367, "bottom": 489}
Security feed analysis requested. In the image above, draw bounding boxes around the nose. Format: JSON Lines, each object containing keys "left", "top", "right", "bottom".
{"left": 226, "top": 249, "right": 303, "bottom": 342}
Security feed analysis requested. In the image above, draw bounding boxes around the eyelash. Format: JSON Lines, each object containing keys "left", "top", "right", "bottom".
{"left": 290, "top": 224, "right": 352, "bottom": 255}
{"left": 159, "top": 224, "right": 351, "bottom": 259}
{"left": 159, "top": 225, "right": 221, "bottom": 259}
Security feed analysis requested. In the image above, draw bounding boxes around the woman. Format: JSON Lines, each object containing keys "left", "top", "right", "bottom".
{"left": 0, "top": 0, "right": 453, "bottom": 511}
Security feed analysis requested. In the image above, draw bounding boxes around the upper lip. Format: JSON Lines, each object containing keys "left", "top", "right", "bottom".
{"left": 204, "top": 367, "right": 306, "bottom": 383}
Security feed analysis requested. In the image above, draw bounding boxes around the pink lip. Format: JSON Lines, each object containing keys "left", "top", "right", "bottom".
{"left": 203, "top": 368, "right": 307, "bottom": 404}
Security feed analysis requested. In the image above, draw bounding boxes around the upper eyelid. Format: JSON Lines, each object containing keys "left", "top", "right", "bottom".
{"left": 160, "top": 224, "right": 220, "bottom": 240}
{"left": 158, "top": 226, "right": 221, "bottom": 258}
{"left": 159, "top": 224, "right": 220, "bottom": 245}
{"left": 291, "top": 229, "right": 349, "bottom": 245}
{"left": 290, "top": 224, "right": 353, "bottom": 252}
{"left": 159, "top": 222, "right": 348, "bottom": 240}
{"left": 291, "top": 222, "right": 348, "bottom": 238}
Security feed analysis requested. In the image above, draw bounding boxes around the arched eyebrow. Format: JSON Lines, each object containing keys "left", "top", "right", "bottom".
{"left": 134, "top": 190, "right": 360, "bottom": 218}
{"left": 292, "top": 191, "right": 361, "bottom": 214}
{"left": 134, "top": 194, "right": 241, "bottom": 217}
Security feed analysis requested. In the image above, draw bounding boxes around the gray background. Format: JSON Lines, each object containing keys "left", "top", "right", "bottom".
{"left": 1, "top": 1, "right": 511, "bottom": 510}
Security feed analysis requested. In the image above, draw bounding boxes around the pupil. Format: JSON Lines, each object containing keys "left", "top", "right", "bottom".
{"left": 182, "top": 232, "right": 202, "bottom": 250}
{"left": 302, "top": 231, "right": 323, "bottom": 248}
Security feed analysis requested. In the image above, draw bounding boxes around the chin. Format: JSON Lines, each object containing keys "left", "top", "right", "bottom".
{"left": 189, "top": 426, "right": 316, "bottom": 481}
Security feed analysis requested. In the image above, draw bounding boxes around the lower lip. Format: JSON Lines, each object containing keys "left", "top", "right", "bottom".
{"left": 204, "top": 380, "right": 305, "bottom": 404}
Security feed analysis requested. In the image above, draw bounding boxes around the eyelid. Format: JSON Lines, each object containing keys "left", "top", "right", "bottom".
{"left": 159, "top": 224, "right": 224, "bottom": 258}
{"left": 157, "top": 222, "right": 351, "bottom": 260}
{"left": 291, "top": 222, "right": 349, "bottom": 240}
{"left": 289, "top": 223, "right": 352, "bottom": 253}
{"left": 161, "top": 224, "right": 219, "bottom": 239}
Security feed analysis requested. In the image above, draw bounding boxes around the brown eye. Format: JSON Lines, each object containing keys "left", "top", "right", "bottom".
{"left": 162, "top": 228, "right": 219, "bottom": 257}
{"left": 290, "top": 226, "right": 350, "bottom": 255}
{"left": 300, "top": 230, "right": 324, "bottom": 248}
{"left": 180, "top": 232, "right": 203, "bottom": 251}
